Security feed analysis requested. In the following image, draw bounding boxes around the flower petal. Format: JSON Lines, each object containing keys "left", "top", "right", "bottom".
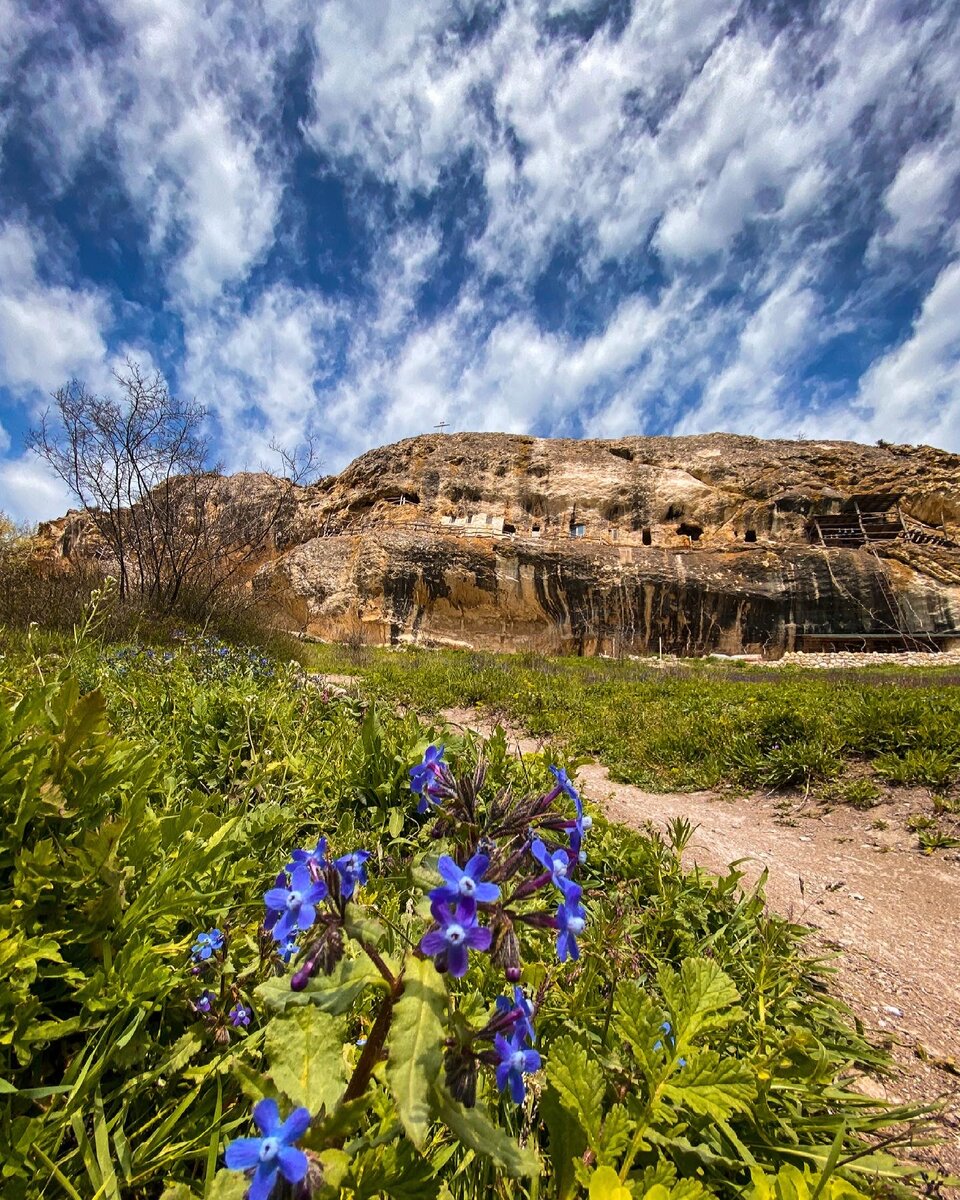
{"left": 278, "top": 1106, "right": 311, "bottom": 1145}
{"left": 252, "top": 1098, "right": 281, "bottom": 1136}
{"left": 264, "top": 888, "right": 290, "bottom": 912}
{"left": 277, "top": 1144, "right": 309, "bottom": 1183}
{"left": 249, "top": 1161, "right": 280, "bottom": 1200}
{"left": 447, "top": 943, "right": 468, "bottom": 977}
{"left": 437, "top": 855, "right": 462, "bottom": 886}
{"left": 464, "top": 852, "right": 489, "bottom": 880}
{"left": 474, "top": 881, "right": 500, "bottom": 904}
{"left": 224, "top": 1137, "right": 262, "bottom": 1169}
{"left": 296, "top": 903, "right": 317, "bottom": 931}
{"left": 464, "top": 924, "right": 492, "bottom": 951}
{"left": 420, "top": 930, "right": 447, "bottom": 956}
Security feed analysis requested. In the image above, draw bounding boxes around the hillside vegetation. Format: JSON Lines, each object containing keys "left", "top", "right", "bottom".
{"left": 0, "top": 624, "right": 945, "bottom": 1199}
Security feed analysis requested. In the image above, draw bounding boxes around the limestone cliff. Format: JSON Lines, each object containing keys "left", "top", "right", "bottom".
{"left": 246, "top": 432, "right": 960, "bottom": 656}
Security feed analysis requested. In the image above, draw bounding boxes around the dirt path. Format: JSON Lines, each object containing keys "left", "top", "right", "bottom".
{"left": 440, "top": 707, "right": 960, "bottom": 1181}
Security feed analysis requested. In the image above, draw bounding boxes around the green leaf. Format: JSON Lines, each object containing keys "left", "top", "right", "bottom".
{"left": 434, "top": 1087, "right": 539, "bottom": 1178}
{"left": 660, "top": 1049, "right": 755, "bottom": 1120}
{"left": 256, "top": 955, "right": 384, "bottom": 1014}
{"left": 596, "top": 1103, "right": 634, "bottom": 1165}
{"left": 540, "top": 1085, "right": 586, "bottom": 1200}
{"left": 613, "top": 980, "right": 664, "bottom": 1075}
{"left": 658, "top": 959, "right": 743, "bottom": 1045}
{"left": 265, "top": 1006, "right": 347, "bottom": 1113}
{"left": 386, "top": 957, "right": 447, "bottom": 1148}
{"left": 545, "top": 1033, "right": 606, "bottom": 1147}
{"left": 206, "top": 1168, "right": 249, "bottom": 1200}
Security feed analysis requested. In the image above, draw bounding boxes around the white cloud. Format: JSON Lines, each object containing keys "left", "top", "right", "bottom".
{"left": 0, "top": 453, "right": 76, "bottom": 526}
{"left": 0, "top": 222, "right": 110, "bottom": 395}
{"left": 182, "top": 284, "right": 343, "bottom": 468}
{"left": 852, "top": 258, "right": 960, "bottom": 448}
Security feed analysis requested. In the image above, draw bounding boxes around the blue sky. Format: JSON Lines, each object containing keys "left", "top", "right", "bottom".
{"left": 1, "top": 0, "right": 959, "bottom": 522}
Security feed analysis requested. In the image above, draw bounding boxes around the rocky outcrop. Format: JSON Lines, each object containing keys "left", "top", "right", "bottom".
{"left": 248, "top": 433, "right": 960, "bottom": 657}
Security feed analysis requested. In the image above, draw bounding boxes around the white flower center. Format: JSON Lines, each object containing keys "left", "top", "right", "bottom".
{"left": 259, "top": 1137, "right": 279, "bottom": 1162}
{"left": 554, "top": 857, "right": 567, "bottom": 876}
{"left": 509, "top": 1051, "right": 526, "bottom": 1071}
{"left": 445, "top": 923, "right": 465, "bottom": 946}
{"left": 567, "top": 916, "right": 585, "bottom": 935}
{"left": 286, "top": 891, "right": 302, "bottom": 910}
{"left": 458, "top": 876, "right": 476, "bottom": 895}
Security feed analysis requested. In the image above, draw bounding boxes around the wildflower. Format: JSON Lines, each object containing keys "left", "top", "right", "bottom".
{"left": 286, "top": 836, "right": 328, "bottom": 875}
{"left": 530, "top": 839, "right": 581, "bottom": 901}
{"left": 277, "top": 937, "right": 300, "bottom": 963}
{"left": 191, "top": 928, "right": 224, "bottom": 961}
{"left": 549, "top": 764, "right": 579, "bottom": 802}
{"left": 409, "top": 745, "right": 453, "bottom": 812}
{"left": 224, "top": 1099, "right": 310, "bottom": 1200}
{"left": 555, "top": 898, "right": 587, "bottom": 962}
{"left": 430, "top": 853, "right": 500, "bottom": 913}
{"left": 495, "top": 985, "right": 536, "bottom": 1044}
{"left": 194, "top": 990, "right": 215, "bottom": 1014}
{"left": 264, "top": 866, "right": 327, "bottom": 943}
{"left": 494, "top": 1032, "right": 541, "bottom": 1104}
{"left": 335, "top": 850, "right": 370, "bottom": 900}
{"left": 653, "top": 1020, "right": 671, "bottom": 1051}
{"left": 230, "top": 1002, "right": 252, "bottom": 1028}
{"left": 420, "top": 899, "right": 492, "bottom": 978}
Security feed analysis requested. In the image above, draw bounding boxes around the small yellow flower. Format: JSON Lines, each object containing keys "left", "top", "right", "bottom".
{"left": 588, "top": 1165, "right": 633, "bottom": 1200}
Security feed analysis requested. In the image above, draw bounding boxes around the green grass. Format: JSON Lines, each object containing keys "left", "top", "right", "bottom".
{"left": 305, "top": 645, "right": 960, "bottom": 795}
{"left": 0, "top": 629, "right": 945, "bottom": 1198}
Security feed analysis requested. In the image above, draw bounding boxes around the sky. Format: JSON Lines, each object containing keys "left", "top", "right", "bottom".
{"left": 0, "top": 0, "right": 959, "bottom": 523}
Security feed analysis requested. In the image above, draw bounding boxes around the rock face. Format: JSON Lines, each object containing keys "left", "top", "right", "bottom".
{"left": 248, "top": 432, "right": 960, "bottom": 657}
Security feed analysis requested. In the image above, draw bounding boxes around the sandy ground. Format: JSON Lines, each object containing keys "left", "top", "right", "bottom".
{"left": 440, "top": 706, "right": 960, "bottom": 1184}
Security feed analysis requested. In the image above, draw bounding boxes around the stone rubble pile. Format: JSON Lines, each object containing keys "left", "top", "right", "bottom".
{"left": 761, "top": 649, "right": 960, "bottom": 669}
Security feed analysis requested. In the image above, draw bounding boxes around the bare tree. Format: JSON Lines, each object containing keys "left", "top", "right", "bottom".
{"left": 30, "top": 361, "right": 314, "bottom": 611}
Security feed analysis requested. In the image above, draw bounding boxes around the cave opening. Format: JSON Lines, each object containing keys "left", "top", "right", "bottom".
{"left": 745, "top": 529, "right": 757, "bottom": 542}
{"left": 641, "top": 527, "right": 652, "bottom": 545}
{"left": 677, "top": 522, "right": 703, "bottom": 541}
{"left": 503, "top": 522, "right": 516, "bottom": 534}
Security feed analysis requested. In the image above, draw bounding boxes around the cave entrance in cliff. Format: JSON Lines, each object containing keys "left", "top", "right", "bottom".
{"left": 677, "top": 522, "right": 703, "bottom": 541}
{"left": 745, "top": 529, "right": 757, "bottom": 542}
{"left": 503, "top": 522, "right": 516, "bottom": 534}
{"left": 641, "top": 527, "right": 652, "bottom": 545}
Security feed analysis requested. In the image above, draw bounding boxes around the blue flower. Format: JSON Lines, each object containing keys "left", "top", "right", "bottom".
{"left": 286, "top": 836, "right": 328, "bottom": 875}
{"left": 224, "top": 1099, "right": 310, "bottom": 1200}
{"left": 653, "top": 1020, "right": 672, "bottom": 1051}
{"left": 191, "top": 928, "right": 224, "bottom": 961}
{"left": 555, "top": 899, "right": 586, "bottom": 962}
{"left": 530, "top": 839, "right": 581, "bottom": 902}
{"left": 277, "top": 937, "right": 300, "bottom": 963}
{"left": 549, "top": 765, "right": 579, "bottom": 802}
{"left": 335, "top": 850, "right": 370, "bottom": 900}
{"left": 495, "top": 985, "right": 536, "bottom": 1045}
{"left": 230, "top": 1002, "right": 252, "bottom": 1028}
{"left": 494, "top": 1032, "right": 541, "bottom": 1104}
{"left": 264, "top": 866, "right": 327, "bottom": 943}
{"left": 430, "top": 853, "right": 500, "bottom": 913}
{"left": 194, "top": 990, "right": 215, "bottom": 1014}
{"left": 420, "top": 900, "right": 492, "bottom": 978}
{"left": 409, "top": 745, "right": 453, "bottom": 812}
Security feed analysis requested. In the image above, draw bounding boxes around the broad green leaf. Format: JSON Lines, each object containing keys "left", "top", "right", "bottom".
{"left": 545, "top": 1033, "right": 606, "bottom": 1147}
{"left": 386, "top": 957, "right": 446, "bottom": 1148}
{"left": 159, "top": 1185, "right": 197, "bottom": 1200}
{"left": 540, "top": 1085, "right": 587, "bottom": 1200}
{"left": 661, "top": 1049, "right": 755, "bottom": 1120}
{"left": 658, "top": 959, "right": 743, "bottom": 1045}
{"left": 256, "top": 955, "right": 384, "bottom": 1014}
{"left": 434, "top": 1087, "right": 539, "bottom": 1178}
{"left": 613, "top": 980, "right": 664, "bottom": 1074}
{"left": 265, "top": 1006, "right": 346, "bottom": 1113}
{"left": 206, "top": 1168, "right": 248, "bottom": 1200}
